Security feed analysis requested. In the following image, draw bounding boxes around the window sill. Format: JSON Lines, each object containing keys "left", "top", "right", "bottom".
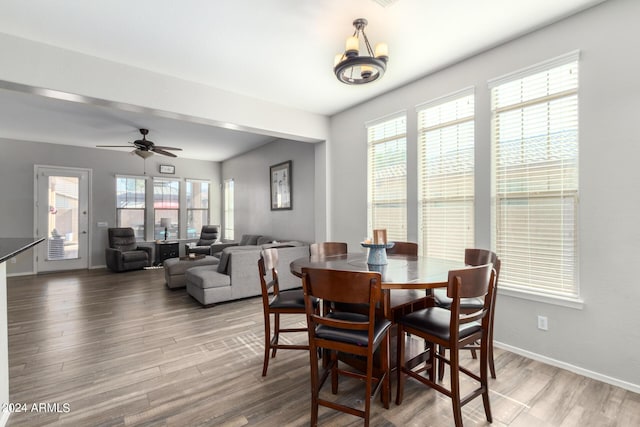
{"left": 498, "top": 287, "right": 584, "bottom": 310}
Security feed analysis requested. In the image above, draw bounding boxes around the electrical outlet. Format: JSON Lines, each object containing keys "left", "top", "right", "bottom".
{"left": 537, "top": 315, "right": 548, "bottom": 331}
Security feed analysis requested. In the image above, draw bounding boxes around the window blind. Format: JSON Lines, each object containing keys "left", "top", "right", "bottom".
{"left": 491, "top": 56, "right": 579, "bottom": 297}
{"left": 417, "top": 90, "right": 475, "bottom": 261}
{"left": 367, "top": 114, "right": 407, "bottom": 241}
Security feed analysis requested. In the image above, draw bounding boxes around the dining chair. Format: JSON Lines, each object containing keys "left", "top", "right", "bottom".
{"left": 434, "top": 249, "right": 501, "bottom": 379}
{"left": 258, "top": 248, "right": 318, "bottom": 376}
{"left": 396, "top": 263, "right": 496, "bottom": 427}
{"left": 386, "top": 241, "right": 418, "bottom": 256}
{"left": 301, "top": 267, "right": 392, "bottom": 427}
{"left": 309, "top": 242, "right": 348, "bottom": 257}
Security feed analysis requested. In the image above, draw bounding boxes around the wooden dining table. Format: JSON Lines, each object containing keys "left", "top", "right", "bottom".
{"left": 290, "top": 252, "right": 464, "bottom": 321}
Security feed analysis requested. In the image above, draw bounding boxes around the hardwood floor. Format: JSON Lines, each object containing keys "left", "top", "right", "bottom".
{"left": 5, "top": 268, "right": 639, "bottom": 426}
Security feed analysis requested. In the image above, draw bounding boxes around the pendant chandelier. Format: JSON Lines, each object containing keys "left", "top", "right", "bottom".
{"left": 334, "top": 18, "right": 388, "bottom": 85}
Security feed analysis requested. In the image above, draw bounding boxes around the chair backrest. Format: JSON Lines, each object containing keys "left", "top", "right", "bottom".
{"left": 387, "top": 241, "right": 418, "bottom": 256}
{"left": 198, "top": 225, "right": 220, "bottom": 245}
{"left": 302, "top": 268, "right": 382, "bottom": 348}
{"left": 446, "top": 264, "right": 495, "bottom": 336}
{"left": 465, "top": 248, "right": 500, "bottom": 284}
{"left": 258, "top": 248, "right": 280, "bottom": 297}
{"left": 309, "top": 242, "right": 348, "bottom": 257}
{"left": 108, "top": 227, "right": 137, "bottom": 251}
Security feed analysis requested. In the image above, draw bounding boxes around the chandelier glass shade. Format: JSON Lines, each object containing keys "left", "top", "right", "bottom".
{"left": 334, "top": 18, "right": 388, "bottom": 85}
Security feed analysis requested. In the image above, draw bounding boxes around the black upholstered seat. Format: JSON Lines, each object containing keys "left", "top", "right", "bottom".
{"left": 185, "top": 225, "right": 221, "bottom": 255}
{"left": 105, "top": 227, "right": 152, "bottom": 272}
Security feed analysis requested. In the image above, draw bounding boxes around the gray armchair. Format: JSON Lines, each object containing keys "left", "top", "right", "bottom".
{"left": 185, "top": 225, "right": 222, "bottom": 255}
{"left": 105, "top": 227, "right": 152, "bottom": 272}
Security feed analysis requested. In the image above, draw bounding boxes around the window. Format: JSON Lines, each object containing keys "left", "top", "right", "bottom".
{"left": 223, "top": 179, "right": 234, "bottom": 240}
{"left": 366, "top": 114, "right": 407, "bottom": 241}
{"left": 186, "top": 179, "right": 210, "bottom": 239}
{"left": 153, "top": 178, "right": 180, "bottom": 240}
{"left": 116, "top": 176, "right": 146, "bottom": 240}
{"left": 490, "top": 52, "right": 579, "bottom": 298}
{"left": 417, "top": 90, "right": 475, "bottom": 261}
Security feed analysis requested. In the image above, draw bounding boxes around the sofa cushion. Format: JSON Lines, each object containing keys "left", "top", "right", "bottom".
{"left": 122, "top": 250, "right": 148, "bottom": 262}
{"left": 256, "top": 236, "right": 274, "bottom": 245}
{"left": 217, "top": 245, "right": 260, "bottom": 274}
{"left": 239, "top": 234, "right": 260, "bottom": 246}
{"left": 186, "top": 266, "right": 231, "bottom": 289}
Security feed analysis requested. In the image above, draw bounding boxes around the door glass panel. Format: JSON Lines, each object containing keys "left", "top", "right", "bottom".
{"left": 47, "top": 176, "right": 79, "bottom": 260}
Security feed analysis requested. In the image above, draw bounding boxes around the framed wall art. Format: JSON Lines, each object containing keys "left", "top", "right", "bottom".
{"left": 270, "top": 160, "right": 292, "bottom": 210}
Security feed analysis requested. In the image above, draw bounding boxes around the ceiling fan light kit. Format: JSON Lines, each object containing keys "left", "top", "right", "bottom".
{"left": 334, "top": 18, "right": 388, "bottom": 85}
{"left": 96, "top": 128, "right": 183, "bottom": 158}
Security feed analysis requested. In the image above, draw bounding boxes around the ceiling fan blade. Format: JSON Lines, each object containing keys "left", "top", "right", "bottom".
{"left": 153, "top": 145, "right": 183, "bottom": 151}
{"left": 96, "top": 145, "right": 133, "bottom": 148}
{"left": 152, "top": 147, "right": 178, "bottom": 157}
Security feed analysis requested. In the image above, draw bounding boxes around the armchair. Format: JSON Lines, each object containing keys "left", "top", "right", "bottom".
{"left": 185, "top": 225, "right": 222, "bottom": 255}
{"left": 105, "top": 227, "right": 152, "bottom": 272}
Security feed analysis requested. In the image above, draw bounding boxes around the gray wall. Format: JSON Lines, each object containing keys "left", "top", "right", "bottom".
{"left": 222, "top": 139, "right": 315, "bottom": 243}
{"left": 328, "top": 0, "right": 640, "bottom": 389}
{"left": 0, "top": 138, "right": 221, "bottom": 274}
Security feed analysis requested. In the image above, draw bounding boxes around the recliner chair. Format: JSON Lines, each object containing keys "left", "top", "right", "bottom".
{"left": 105, "top": 227, "right": 152, "bottom": 272}
{"left": 185, "top": 225, "right": 221, "bottom": 255}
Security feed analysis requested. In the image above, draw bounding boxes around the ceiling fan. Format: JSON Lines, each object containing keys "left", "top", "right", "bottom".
{"left": 97, "top": 128, "right": 182, "bottom": 158}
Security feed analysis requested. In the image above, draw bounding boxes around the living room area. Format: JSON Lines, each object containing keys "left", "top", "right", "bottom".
{"left": 1, "top": 0, "right": 640, "bottom": 426}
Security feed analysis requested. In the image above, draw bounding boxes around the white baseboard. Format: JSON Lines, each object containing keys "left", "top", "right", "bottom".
{"left": 6, "top": 271, "right": 34, "bottom": 278}
{"left": 1, "top": 410, "right": 10, "bottom": 427}
{"left": 495, "top": 341, "right": 640, "bottom": 394}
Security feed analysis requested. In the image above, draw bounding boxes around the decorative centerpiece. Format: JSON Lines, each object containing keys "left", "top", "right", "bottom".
{"left": 361, "top": 229, "right": 394, "bottom": 266}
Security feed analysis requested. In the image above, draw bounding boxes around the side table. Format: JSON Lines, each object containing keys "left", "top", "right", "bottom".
{"left": 156, "top": 241, "right": 179, "bottom": 265}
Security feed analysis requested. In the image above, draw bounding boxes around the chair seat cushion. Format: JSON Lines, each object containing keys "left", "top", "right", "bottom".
{"left": 185, "top": 266, "right": 231, "bottom": 289}
{"left": 270, "top": 289, "right": 318, "bottom": 310}
{"left": 122, "top": 250, "right": 148, "bottom": 262}
{"left": 433, "top": 288, "right": 484, "bottom": 310}
{"left": 316, "top": 312, "right": 391, "bottom": 347}
{"left": 400, "top": 306, "right": 481, "bottom": 341}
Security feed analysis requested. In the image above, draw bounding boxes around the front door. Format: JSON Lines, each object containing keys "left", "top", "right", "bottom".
{"left": 35, "top": 166, "right": 90, "bottom": 272}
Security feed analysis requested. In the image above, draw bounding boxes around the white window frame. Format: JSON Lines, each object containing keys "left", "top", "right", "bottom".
{"left": 153, "top": 177, "right": 180, "bottom": 240}
{"left": 185, "top": 179, "right": 210, "bottom": 239}
{"left": 366, "top": 112, "right": 407, "bottom": 242}
{"left": 115, "top": 175, "right": 147, "bottom": 241}
{"left": 223, "top": 178, "right": 234, "bottom": 241}
{"left": 417, "top": 88, "right": 475, "bottom": 261}
{"left": 489, "top": 51, "right": 582, "bottom": 308}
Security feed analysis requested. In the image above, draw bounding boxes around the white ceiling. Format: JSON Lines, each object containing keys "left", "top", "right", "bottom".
{"left": 0, "top": 0, "right": 606, "bottom": 161}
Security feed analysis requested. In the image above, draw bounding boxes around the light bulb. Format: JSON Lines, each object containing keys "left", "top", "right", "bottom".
{"left": 375, "top": 42, "right": 388, "bottom": 60}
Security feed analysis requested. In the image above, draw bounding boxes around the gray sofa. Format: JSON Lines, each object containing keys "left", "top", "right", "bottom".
{"left": 185, "top": 239, "right": 308, "bottom": 307}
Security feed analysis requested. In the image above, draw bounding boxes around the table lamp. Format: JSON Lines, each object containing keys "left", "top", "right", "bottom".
{"left": 160, "top": 218, "right": 171, "bottom": 241}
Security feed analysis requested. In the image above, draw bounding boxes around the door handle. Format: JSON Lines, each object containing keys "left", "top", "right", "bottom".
{"left": 82, "top": 231, "right": 87, "bottom": 234}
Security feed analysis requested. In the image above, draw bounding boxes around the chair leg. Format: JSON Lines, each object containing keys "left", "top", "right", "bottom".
{"left": 450, "top": 347, "right": 463, "bottom": 427}
{"left": 262, "top": 311, "right": 271, "bottom": 377}
{"left": 309, "top": 342, "right": 320, "bottom": 427}
{"left": 380, "top": 332, "right": 390, "bottom": 409}
{"left": 364, "top": 345, "right": 374, "bottom": 427}
{"left": 488, "top": 327, "right": 497, "bottom": 379}
{"left": 271, "top": 313, "right": 280, "bottom": 358}
{"left": 481, "top": 336, "right": 493, "bottom": 423}
{"left": 438, "top": 345, "right": 446, "bottom": 381}
{"left": 331, "top": 351, "right": 339, "bottom": 394}
{"left": 395, "top": 324, "right": 406, "bottom": 405}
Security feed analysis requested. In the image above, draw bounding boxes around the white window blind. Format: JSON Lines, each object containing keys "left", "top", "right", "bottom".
{"left": 367, "top": 114, "right": 407, "bottom": 241}
{"left": 491, "top": 54, "right": 579, "bottom": 298}
{"left": 223, "top": 179, "right": 234, "bottom": 240}
{"left": 417, "top": 90, "right": 475, "bottom": 262}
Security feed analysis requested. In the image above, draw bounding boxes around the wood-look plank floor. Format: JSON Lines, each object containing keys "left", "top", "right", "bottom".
{"left": 5, "top": 268, "right": 639, "bottom": 426}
